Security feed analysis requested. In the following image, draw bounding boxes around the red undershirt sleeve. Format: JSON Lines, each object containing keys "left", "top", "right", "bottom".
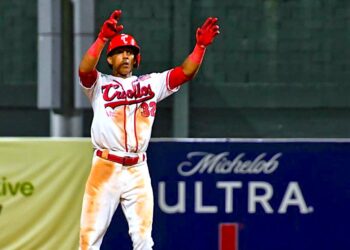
{"left": 79, "top": 69, "right": 98, "bottom": 88}
{"left": 168, "top": 44, "right": 206, "bottom": 90}
{"left": 168, "top": 66, "right": 192, "bottom": 90}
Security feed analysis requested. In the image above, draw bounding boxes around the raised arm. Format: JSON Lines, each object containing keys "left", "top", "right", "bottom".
{"left": 79, "top": 10, "right": 123, "bottom": 87}
{"left": 168, "top": 17, "right": 220, "bottom": 89}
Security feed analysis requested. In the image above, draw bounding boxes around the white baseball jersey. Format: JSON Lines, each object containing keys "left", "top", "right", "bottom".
{"left": 81, "top": 70, "right": 179, "bottom": 153}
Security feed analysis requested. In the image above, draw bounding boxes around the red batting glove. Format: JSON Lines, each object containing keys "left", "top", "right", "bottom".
{"left": 196, "top": 17, "right": 220, "bottom": 48}
{"left": 98, "top": 10, "right": 124, "bottom": 42}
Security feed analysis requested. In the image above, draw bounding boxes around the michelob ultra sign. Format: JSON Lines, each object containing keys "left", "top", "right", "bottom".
{"left": 101, "top": 139, "right": 350, "bottom": 250}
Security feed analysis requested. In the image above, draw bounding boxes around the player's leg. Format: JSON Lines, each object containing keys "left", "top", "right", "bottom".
{"left": 79, "top": 156, "right": 122, "bottom": 250}
{"left": 121, "top": 161, "right": 154, "bottom": 250}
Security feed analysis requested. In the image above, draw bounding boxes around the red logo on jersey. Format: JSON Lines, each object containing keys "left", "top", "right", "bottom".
{"left": 102, "top": 81, "right": 155, "bottom": 109}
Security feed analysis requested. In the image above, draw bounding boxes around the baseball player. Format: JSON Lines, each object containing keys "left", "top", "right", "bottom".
{"left": 78, "top": 9, "right": 219, "bottom": 250}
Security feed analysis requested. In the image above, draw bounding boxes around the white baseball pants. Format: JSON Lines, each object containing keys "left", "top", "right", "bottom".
{"left": 79, "top": 154, "right": 154, "bottom": 250}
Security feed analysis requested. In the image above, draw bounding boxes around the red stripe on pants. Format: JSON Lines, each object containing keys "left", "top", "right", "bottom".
{"left": 219, "top": 223, "right": 238, "bottom": 250}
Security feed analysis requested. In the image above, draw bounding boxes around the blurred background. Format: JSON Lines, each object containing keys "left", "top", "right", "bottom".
{"left": 0, "top": 0, "right": 349, "bottom": 138}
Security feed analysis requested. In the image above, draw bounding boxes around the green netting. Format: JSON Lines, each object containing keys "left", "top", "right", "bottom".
{"left": 0, "top": 0, "right": 37, "bottom": 86}
{"left": 193, "top": 0, "right": 350, "bottom": 85}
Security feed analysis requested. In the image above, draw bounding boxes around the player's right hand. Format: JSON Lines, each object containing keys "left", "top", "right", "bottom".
{"left": 98, "top": 10, "right": 124, "bottom": 42}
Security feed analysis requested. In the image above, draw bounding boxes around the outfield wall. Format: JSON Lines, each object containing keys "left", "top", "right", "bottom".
{"left": 0, "top": 138, "right": 349, "bottom": 250}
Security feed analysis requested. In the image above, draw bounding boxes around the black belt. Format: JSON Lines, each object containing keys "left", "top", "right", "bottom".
{"left": 96, "top": 149, "right": 143, "bottom": 166}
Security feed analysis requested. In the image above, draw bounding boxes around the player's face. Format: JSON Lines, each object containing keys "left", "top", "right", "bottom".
{"left": 107, "top": 47, "right": 136, "bottom": 78}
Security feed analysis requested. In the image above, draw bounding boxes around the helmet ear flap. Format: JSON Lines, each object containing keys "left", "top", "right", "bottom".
{"left": 134, "top": 54, "right": 141, "bottom": 68}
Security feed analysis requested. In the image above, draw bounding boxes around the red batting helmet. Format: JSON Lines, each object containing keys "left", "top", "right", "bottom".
{"left": 107, "top": 34, "right": 141, "bottom": 68}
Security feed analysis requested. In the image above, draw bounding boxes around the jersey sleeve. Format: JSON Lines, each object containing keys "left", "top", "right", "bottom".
{"left": 149, "top": 69, "right": 180, "bottom": 102}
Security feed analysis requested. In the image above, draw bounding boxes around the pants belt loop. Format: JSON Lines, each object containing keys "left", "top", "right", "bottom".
{"left": 101, "top": 149, "right": 109, "bottom": 159}
{"left": 139, "top": 152, "right": 146, "bottom": 163}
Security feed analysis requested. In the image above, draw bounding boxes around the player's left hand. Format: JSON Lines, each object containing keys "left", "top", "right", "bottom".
{"left": 196, "top": 17, "right": 220, "bottom": 48}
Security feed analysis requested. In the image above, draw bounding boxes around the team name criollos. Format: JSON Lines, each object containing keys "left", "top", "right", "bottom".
{"left": 102, "top": 81, "right": 155, "bottom": 109}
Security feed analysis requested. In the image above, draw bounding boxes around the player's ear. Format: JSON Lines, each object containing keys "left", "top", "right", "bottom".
{"left": 107, "top": 56, "right": 113, "bottom": 65}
